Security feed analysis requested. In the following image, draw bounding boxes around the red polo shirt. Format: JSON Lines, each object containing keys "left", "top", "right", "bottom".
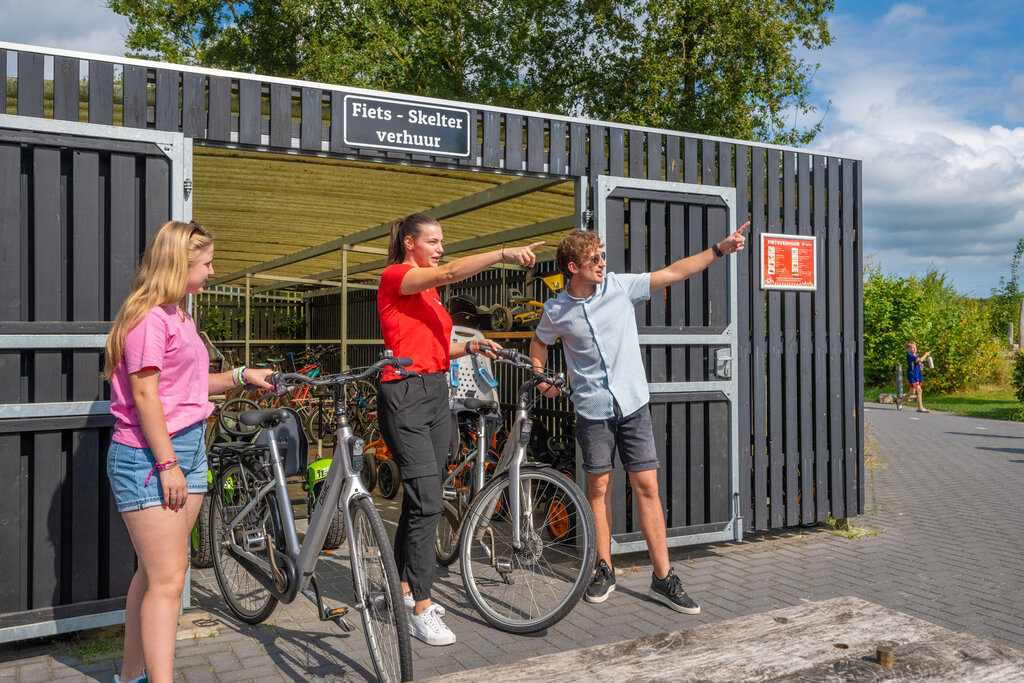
{"left": 377, "top": 263, "right": 453, "bottom": 381}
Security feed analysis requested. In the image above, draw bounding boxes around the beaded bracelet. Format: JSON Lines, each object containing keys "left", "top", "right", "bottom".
{"left": 144, "top": 457, "right": 179, "bottom": 486}
{"left": 232, "top": 365, "right": 249, "bottom": 386}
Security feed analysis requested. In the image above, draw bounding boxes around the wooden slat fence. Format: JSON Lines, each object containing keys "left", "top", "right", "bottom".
{"left": 2, "top": 44, "right": 863, "bottom": 538}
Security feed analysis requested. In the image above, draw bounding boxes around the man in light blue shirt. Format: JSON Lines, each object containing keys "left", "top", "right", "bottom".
{"left": 531, "top": 224, "right": 747, "bottom": 613}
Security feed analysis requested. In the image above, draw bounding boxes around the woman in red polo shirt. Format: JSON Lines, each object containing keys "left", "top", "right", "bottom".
{"left": 377, "top": 212, "right": 540, "bottom": 646}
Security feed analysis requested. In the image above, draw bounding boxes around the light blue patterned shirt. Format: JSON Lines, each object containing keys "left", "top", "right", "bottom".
{"left": 535, "top": 272, "right": 651, "bottom": 420}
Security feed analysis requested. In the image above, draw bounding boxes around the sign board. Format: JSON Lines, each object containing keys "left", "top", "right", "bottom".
{"left": 343, "top": 94, "right": 471, "bottom": 157}
{"left": 760, "top": 233, "right": 817, "bottom": 291}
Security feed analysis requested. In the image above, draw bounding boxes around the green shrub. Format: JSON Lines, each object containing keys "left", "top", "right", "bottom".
{"left": 1011, "top": 351, "right": 1024, "bottom": 404}
{"left": 863, "top": 264, "right": 1001, "bottom": 394}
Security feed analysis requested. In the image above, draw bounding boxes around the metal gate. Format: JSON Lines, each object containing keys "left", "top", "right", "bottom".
{"left": 592, "top": 176, "right": 741, "bottom": 552}
{"left": 0, "top": 115, "right": 191, "bottom": 641}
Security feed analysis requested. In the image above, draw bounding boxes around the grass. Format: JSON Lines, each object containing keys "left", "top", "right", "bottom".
{"left": 56, "top": 626, "right": 124, "bottom": 664}
{"left": 865, "top": 385, "right": 1023, "bottom": 422}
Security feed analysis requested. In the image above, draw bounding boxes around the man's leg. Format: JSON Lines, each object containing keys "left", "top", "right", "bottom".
{"left": 583, "top": 470, "right": 617, "bottom": 603}
{"left": 585, "top": 471, "right": 614, "bottom": 568}
{"left": 627, "top": 469, "right": 669, "bottom": 580}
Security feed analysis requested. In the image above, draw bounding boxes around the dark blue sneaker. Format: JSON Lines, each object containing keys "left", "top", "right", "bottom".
{"left": 648, "top": 568, "right": 700, "bottom": 614}
{"left": 584, "top": 559, "right": 616, "bottom": 603}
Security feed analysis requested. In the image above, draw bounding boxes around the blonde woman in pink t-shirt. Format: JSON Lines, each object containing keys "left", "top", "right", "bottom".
{"left": 104, "top": 220, "right": 273, "bottom": 683}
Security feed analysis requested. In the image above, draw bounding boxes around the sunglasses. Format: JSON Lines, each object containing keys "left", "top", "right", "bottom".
{"left": 586, "top": 251, "right": 606, "bottom": 265}
{"left": 189, "top": 220, "right": 210, "bottom": 238}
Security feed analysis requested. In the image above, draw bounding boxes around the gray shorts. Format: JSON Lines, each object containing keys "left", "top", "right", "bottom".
{"left": 576, "top": 403, "right": 659, "bottom": 474}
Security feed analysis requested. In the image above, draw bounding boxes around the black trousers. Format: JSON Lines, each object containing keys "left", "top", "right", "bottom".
{"left": 377, "top": 372, "right": 450, "bottom": 601}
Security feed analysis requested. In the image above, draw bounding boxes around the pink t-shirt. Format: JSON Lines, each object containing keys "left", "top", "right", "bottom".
{"left": 109, "top": 305, "right": 214, "bottom": 447}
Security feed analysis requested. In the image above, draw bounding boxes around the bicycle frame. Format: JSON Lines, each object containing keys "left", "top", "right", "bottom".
{"left": 221, "top": 366, "right": 398, "bottom": 605}
{"left": 470, "top": 351, "right": 569, "bottom": 551}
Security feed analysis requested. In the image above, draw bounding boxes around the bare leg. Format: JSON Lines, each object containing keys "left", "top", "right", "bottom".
{"left": 916, "top": 385, "right": 926, "bottom": 410}
{"left": 120, "top": 493, "right": 203, "bottom": 683}
{"left": 119, "top": 566, "right": 147, "bottom": 680}
{"left": 585, "top": 471, "right": 614, "bottom": 569}
{"left": 627, "top": 469, "right": 670, "bottom": 579}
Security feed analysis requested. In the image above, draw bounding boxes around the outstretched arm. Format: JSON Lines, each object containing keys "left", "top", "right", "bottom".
{"left": 649, "top": 222, "right": 748, "bottom": 292}
{"left": 400, "top": 242, "right": 543, "bottom": 295}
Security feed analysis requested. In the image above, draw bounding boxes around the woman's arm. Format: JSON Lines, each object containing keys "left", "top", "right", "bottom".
{"left": 450, "top": 338, "right": 502, "bottom": 360}
{"left": 400, "top": 242, "right": 543, "bottom": 296}
{"left": 209, "top": 367, "right": 274, "bottom": 394}
{"left": 129, "top": 368, "right": 187, "bottom": 510}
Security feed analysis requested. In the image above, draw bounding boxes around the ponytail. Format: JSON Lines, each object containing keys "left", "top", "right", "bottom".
{"left": 387, "top": 213, "right": 438, "bottom": 265}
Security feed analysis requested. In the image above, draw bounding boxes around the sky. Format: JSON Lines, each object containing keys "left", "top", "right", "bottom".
{"left": 1, "top": 1, "right": 1023, "bottom": 296}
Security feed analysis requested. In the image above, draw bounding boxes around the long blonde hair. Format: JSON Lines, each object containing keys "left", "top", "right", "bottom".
{"left": 104, "top": 220, "right": 214, "bottom": 378}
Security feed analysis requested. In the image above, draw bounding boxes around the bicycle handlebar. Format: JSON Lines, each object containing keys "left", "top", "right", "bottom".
{"left": 266, "top": 354, "right": 413, "bottom": 394}
{"left": 492, "top": 348, "right": 571, "bottom": 396}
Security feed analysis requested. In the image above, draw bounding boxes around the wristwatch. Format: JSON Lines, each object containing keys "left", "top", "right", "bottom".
{"left": 711, "top": 243, "right": 724, "bottom": 258}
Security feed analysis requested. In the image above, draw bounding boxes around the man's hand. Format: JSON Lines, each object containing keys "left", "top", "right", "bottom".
{"left": 716, "top": 221, "right": 749, "bottom": 256}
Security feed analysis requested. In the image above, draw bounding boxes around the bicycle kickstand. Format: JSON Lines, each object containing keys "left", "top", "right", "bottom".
{"left": 303, "top": 575, "right": 355, "bottom": 632}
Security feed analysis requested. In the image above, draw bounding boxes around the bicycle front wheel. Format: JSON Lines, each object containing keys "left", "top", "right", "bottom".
{"left": 460, "top": 467, "right": 596, "bottom": 634}
{"left": 210, "top": 462, "right": 279, "bottom": 624}
{"left": 350, "top": 495, "right": 413, "bottom": 682}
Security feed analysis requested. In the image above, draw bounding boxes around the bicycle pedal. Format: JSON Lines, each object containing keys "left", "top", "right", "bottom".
{"left": 442, "top": 485, "right": 458, "bottom": 501}
{"left": 325, "top": 606, "right": 349, "bottom": 619}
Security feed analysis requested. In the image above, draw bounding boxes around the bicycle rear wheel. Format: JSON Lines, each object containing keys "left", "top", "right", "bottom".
{"left": 350, "top": 495, "right": 413, "bottom": 682}
{"left": 459, "top": 467, "right": 596, "bottom": 634}
{"left": 210, "top": 462, "right": 279, "bottom": 624}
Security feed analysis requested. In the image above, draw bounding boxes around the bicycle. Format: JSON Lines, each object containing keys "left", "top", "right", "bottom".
{"left": 435, "top": 397, "right": 502, "bottom": 566}
{"left": 453, "top": 348, "right": 597, "bottom": 633}
{"left": 209, "top": 353, "right": 414, "bottom": 682}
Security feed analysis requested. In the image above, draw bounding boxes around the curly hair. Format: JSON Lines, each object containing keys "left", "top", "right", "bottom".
{"left": 555, "top": 230, "right": 603, "bottom": 279}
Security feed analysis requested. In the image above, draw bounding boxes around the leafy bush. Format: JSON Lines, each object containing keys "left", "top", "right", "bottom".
{"left": 1011, "top": 351, "right": 1024, "bottom": 404}
{"left": 863, "top": 264, "right": 1001, "bottom": 393}
{"left": 201, "top": 305, "right": 241, "bottom": 342}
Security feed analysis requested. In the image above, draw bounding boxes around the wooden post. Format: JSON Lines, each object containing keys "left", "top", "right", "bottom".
{"left": 244, "top": 275, "right": 251, "bottom": 365}
{"left": 341, "top": 248, "right": 349, "bottom": 370}
{"left": 877, "top": 644, "right": 894, "bottom": 667}
{"left": 895, "top": 364, "right": 903, "bottom": 399}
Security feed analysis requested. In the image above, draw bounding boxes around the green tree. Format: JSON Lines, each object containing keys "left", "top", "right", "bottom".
{"left": 986, "top": 237, "right": 1024, "bottom": 344}
{"left": 106, "top": 0, "right": 833, "bottom": 144}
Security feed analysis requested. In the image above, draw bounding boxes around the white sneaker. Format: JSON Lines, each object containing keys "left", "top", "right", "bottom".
{"left": 409, "top": 604, "right": 456, "bottom": 646}
{"left": 404, "top": 593, "right": 444, "bottom": 616}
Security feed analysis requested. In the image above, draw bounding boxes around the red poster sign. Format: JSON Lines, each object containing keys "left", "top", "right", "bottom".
{"left": 761, "top": 233, "right": 817, "bottom": 291}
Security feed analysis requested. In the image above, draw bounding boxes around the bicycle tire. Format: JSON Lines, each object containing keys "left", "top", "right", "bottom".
{"left": 210, "top": 462, "right": 279, "bottom": 624}
{"left": 459, "top": 467, "right": 596, "bottom": 634}
{"left": 312, "top": 481, "right": 348, "bottom": 550}
{"left": 350, "top": 495, "right": 413, "bottom": 682}
{"left": 189, "top": 493, "right": 213, "bottom": 568}
{"left": 217, "top": 398, "right": 260, "bottom": 440}
{"left": 435, "top": 504, "right": 462, "bottom": 566}
{"left": 377, "top": 458, "right": 401, "bottom": 499}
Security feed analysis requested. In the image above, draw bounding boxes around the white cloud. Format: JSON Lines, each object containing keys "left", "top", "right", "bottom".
{"left": 0, "top": 0, "right": 129, "bottom": 57}
{"left": 810, "top": 4, "right": 1024, "bottom": 295}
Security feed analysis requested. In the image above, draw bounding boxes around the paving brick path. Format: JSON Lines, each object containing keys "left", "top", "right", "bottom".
{"left": 2, "top": 404, "right": 1022, "bottom": 681}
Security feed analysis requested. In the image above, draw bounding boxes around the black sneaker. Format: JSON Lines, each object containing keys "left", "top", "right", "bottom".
{"left": 584, "top": 559, "right": 616, "bottom": 603}
{"left": 648, "top": 568, "right": 700, "bottom": 614}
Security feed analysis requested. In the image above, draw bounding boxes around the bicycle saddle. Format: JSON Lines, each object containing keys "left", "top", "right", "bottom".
{"left": 239, "top": 408, "right": 291, "bottom": 428}
{"left": 462, "top": 397, "right": 499, "bottom": 413}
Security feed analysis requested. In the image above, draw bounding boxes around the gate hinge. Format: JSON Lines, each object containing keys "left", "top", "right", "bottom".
{"left": 581, "top": 209, "right": 593, "bottom": 229}
{"left": 183, "top": 178, "right": 193, "bottom": 199}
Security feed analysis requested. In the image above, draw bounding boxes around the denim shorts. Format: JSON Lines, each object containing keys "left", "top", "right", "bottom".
{"left": 106, "top": 420, "right": 208, "bottom": 512}
{"left": 576, "top": 403, "right": 659, "bottom": 474}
